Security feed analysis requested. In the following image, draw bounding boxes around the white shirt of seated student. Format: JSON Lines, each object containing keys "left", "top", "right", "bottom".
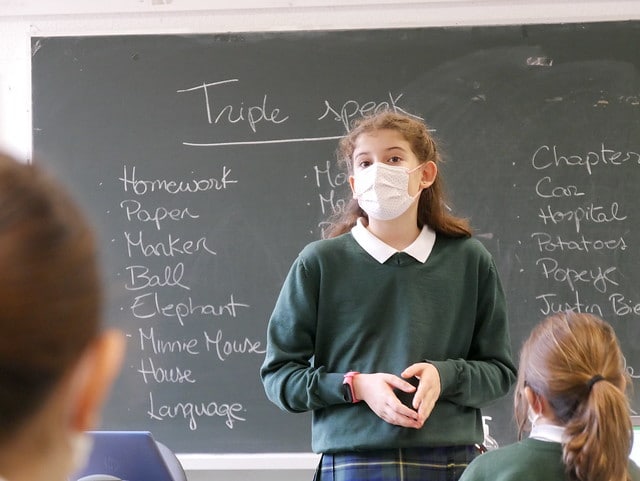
{"left": 529, "top": 423, "right": 565, "bottom": 443}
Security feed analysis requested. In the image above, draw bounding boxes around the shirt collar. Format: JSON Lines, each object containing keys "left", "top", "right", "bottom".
{"left": 529, "top": 423, "right": 565, "bottom": 443}
{"left": 351, "top": 217, "right": 436, "bottom": 264}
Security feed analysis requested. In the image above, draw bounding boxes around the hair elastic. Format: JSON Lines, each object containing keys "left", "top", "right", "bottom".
{"left": 587, "top": 374, "right": 605, "bottom": 392}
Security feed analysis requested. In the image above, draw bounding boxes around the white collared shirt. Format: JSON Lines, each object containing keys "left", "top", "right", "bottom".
{"left": 350, "top": 217, "right": 436, "bottom": 264}
{"left": 529, "top": 423, "right": 566, "bottom": 443}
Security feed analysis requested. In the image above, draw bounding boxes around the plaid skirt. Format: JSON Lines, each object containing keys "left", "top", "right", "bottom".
{"left": 313, "top": 445, "right": 480, "bottom": 481}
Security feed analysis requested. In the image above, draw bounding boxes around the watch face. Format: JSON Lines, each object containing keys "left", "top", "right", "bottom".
{"left": 342, "top": 382, "right": 353, "bottom": 402}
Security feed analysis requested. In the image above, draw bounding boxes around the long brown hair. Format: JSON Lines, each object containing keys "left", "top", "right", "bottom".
{"left": 514, "top": 312, "right": 633, "bottom": 481}
{"left": 324, "top": 110, "right": 472, "bottom": 238}
{"left": 0, "top": 152, "right": 101, "bottom": 444}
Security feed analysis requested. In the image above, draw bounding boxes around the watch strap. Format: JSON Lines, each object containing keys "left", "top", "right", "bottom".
{"left": 343, "top": 371, "right": 360, "bottom": 403}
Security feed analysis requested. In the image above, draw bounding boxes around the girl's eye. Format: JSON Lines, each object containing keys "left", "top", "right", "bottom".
{"left": 357, "top": 159, "right": 372, "bottom": 169}
{"left": 388, "top": 156, "right": 402, "bottom": 163}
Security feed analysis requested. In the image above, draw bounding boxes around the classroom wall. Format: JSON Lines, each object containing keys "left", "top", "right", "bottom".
{"left": 1, "top": 1, "right": 639, "bottom": 480}
{"left": 2, "top": 0, "right": 640, "bottom": 163}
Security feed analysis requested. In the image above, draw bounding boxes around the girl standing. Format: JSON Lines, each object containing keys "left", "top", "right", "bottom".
{"left": 261, "top": 110, "right": 516, "bottom": 481}
{"left": 460, "top": 311, "right": 640, "bottom": 481}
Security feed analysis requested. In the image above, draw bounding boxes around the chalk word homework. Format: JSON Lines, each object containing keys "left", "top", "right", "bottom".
{"left": 119, "top": 165, "right": 238, "bottom": 195}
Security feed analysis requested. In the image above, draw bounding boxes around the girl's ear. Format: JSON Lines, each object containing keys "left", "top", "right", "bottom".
{"left": 525, "top": 385, "right": 551, "bottom": 417}
{"left": 68, "top": 330, "right": 125, "bottom": 432}
{"left": 524, "top": 385, "right": 539, "bottom": 413}
{"left": 348, "top": 175, "right": 356, "bottom": 197}
{"left": 421, "top": 161, "right": 437, "bottom": 188}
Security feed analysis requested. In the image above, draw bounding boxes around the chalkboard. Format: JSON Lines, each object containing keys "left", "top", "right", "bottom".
{"left": 31, "top": 21, "right": 640, "bottom": 454}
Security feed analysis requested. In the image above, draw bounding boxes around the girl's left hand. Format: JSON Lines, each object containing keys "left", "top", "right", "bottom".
{"left": 401, "top": 362, "right": 441, "bottom": 425}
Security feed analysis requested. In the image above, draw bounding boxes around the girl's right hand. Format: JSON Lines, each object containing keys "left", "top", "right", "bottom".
{"left": 353, "top": 373, "right": 423, "bottom": 429}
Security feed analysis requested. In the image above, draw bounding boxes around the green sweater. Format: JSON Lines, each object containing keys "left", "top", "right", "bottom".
{"left": 260, "top": 232, "right": 517, "bottom": 453}
{"left": 459, "top": 438, "right": 640, "bottom": 481}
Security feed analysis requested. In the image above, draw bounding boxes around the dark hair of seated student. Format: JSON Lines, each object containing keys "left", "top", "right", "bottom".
{"left": 0, "top": 152, "right": 124, "bottom": 481}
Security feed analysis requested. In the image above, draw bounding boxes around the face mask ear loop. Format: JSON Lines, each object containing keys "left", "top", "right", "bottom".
{"left": 528, "top": 407, "right": 541, "bottom": 427}
{"left": 407, "top": 163, "right": 425, "bottom": 175}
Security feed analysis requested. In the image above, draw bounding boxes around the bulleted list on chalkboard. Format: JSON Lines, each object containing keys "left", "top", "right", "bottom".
{"left": 523, "top": 139, "right": 640, "bottom": 378}
{"left": 107, "top": 112, "right": 351, "bottom": 445}
{"left": 116, "top": 163, "right": 258, "bottom": 431}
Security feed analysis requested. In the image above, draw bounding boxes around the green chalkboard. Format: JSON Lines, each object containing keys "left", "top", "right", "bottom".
{"left": 32, "top": 21, "right": 640, "bottom": 453}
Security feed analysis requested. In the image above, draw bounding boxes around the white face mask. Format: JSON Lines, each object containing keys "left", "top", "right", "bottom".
{"left": 352, "top": 162, "right": 423, "bottom": 220}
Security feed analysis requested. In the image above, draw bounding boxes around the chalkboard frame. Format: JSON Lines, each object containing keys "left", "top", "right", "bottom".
{"left": 31, "top": 20, "right": 640, "bottom": 460}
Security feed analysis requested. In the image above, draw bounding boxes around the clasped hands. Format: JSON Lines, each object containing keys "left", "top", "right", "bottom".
{"left": 351, "top": 362, "right": 441, "bottom": 429}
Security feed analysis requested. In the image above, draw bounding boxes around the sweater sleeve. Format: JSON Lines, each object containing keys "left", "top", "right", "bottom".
{"left": 429, "top": 256, "right": 517, "bottom": 408}
{"left": 260, "top": 253, "right": 345, "bottom": 412}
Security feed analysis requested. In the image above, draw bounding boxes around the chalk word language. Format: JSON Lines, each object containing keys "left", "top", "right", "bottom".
{"left": 147, "top": 391, "right": 245, "bottom": 430}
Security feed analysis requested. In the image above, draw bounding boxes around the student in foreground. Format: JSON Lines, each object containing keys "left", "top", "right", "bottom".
{"left": 0, "top": 152, "right": 125, "bottom": 481}
{"left": 261, "top": 111, "right": 516, "bottom": 481}
{"left": 460, "top": 311, "right": 640, "bottom": 481}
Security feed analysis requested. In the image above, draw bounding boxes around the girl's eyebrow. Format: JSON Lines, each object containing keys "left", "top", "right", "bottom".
{"left": 354, "top": 146, "right": 408, "bottom": 158}
{"left": 385, "top": 146, "right": 408, "bottom": 153}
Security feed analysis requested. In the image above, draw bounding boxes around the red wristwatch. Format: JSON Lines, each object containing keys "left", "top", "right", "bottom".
{"left": 342, "top": 371, "right": 360, "bottom": 403}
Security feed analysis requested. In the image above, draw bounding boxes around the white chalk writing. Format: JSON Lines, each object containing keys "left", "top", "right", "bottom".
{"left": 537, "top": 202, "right": 626, "bottom": 233}
{"left": 125, "top": 263, "right": 190, "bottom": 291}
{"left": 139, "top": 327, "right": 200, "bottom": 355}
{"left": 203, "top": 329, "right": 266, "bottom": 361}
{"left": 138, "top": 357, "right": 196, "bottom": 384}
{"left": 119, "top": 165, "right": 238, "bottom": 195}
{"left": 531, "top": 232, "right": 628, "bottom": 253}
{"left": 147, "top": 391, "right": 245, "bottom": 430}
{"left": 531, "top": 144, "right": 640, "bottom": 175}
{"left": 124, "top": 231, "right": 216, "bottom": 257}
{"left": 176, "top": 79, "right": 289, "bottom": 132}
{"left": 130, "top": 292, "right": 249, "bottom": 326}
{"left": 535, "top": 257, "right": 618, "bottom": 293}
{"left": 536, "top": 291, "right": 603, "bottom": 317}
{"left": 120, "top": 199, "right": 199, "bottom": 230}
{"left": 318, "top": 92, "right": 420, "bottom": 130}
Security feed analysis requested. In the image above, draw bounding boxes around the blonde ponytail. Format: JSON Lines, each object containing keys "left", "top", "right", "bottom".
{"left": 514, "top": 312, "right": 633, "bottom": 481}
{"left": 563, "top": 378, "right": 632, "bottom": 481}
